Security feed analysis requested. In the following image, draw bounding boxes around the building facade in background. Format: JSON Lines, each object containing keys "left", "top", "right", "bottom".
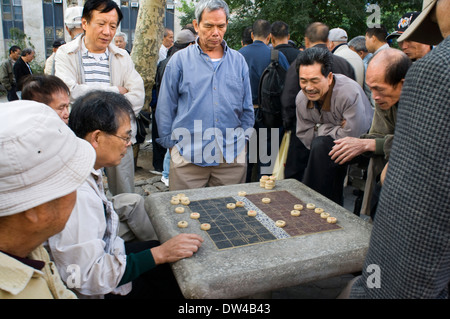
{"left": 1, "top": 0, "right": 180, "bottom": 66}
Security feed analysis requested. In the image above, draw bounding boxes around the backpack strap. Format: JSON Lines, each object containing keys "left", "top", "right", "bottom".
{"left": 270, "top": 49, "right": 279, "bottom": 63}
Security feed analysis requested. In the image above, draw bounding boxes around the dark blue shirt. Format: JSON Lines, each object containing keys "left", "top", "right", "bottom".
{"left": 238, "top": 40, "right": 290, "bottom": 105}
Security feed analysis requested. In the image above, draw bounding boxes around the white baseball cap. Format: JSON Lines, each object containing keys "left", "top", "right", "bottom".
{"left": 328, "top": 28, "right": 348, "bottom": 42}
{"left": 64, "top": 6, "right": 83, "bottom": 28}
{"left": 0, "top": 100, "right": 96, "bottom": 217}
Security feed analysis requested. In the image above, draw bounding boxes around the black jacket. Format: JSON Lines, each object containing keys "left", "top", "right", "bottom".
{"left": 13, "top": 57, "right": 32, "bottom": 91}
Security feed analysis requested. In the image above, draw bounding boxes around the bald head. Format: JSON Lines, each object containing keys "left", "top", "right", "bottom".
{"left": 368, "top": 48, "right": 412, "bottom": 87}
{"left": 366, "top": 48, "right": 412, "bottom": 109}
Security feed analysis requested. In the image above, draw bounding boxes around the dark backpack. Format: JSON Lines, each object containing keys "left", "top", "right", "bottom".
{"left": 256, "top": 49, "right": 286, "bottom": 128}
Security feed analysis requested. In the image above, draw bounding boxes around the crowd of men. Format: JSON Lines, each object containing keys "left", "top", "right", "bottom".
{"left": 0, "top": 0, "right": 449, "bottom": 299}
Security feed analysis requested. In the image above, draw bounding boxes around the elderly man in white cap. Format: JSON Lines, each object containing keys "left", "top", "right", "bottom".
{"left": 64, "top": 6, "right": 84, "bottom": 40}
{"left": 328, "top": 27, "right": 365, "bottom": 88}
{"left": 0, "top": 100, "right": 96, "bottom": 299}
{"left": 340, "top": 0, "right": 450, "bottom": 299}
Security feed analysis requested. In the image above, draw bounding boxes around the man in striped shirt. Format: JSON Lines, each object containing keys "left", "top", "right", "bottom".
{"left": 55, "top": 0, "right": 145, "bottom": 195}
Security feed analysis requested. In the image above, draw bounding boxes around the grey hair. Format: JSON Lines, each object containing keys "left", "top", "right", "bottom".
{"left": 115, "top": 31, "right": 128, "bottom": 43}
{"left": 348, "top": 35, "right": 368, "bottom": 52}
{"left": 195, "top": 0, "right": 229, "bottom": 24}
{"left": 21, "top": 47, "right": 34, "bottom": 57}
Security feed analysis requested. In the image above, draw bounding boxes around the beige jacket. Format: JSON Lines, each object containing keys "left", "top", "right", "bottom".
{"left": 0, "top": 246, "right": 76, "bottom": 299}
{"left": 333, "top": 44, "right": 365, "bottom": 88}
{"left": 54, "top": 36, "right": 145, "bottom": 144}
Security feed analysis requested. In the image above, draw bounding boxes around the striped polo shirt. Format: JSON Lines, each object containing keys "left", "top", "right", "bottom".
{"left": 81, "top": 40, "right": 111, "bottom": 86}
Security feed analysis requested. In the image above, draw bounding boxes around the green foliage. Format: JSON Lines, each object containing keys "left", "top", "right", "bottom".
{"left": 178, "top": 0, "right": 197, "bottom": 27}
{"left": 177, "top": 0, "right": 423, "bottom": 50}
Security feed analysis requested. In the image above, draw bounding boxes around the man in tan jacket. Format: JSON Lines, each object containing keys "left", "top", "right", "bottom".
{"left": 55, "top": 0, "right": 144, "bottom": 196}
{"left": 0, "top": 100, "right": 95, "bottom": 299}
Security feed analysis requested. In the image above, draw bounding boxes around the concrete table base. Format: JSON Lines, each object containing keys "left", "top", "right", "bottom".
{"left": 144, "top": 179, "right": 372, "bottom": 299}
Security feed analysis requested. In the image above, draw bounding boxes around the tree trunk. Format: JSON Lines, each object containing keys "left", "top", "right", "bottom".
{"left": 131, "top": 0, "right": 166, "bottom": 110}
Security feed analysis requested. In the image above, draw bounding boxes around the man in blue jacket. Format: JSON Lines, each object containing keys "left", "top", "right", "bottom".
{"left": 156, "top": 0, "right": 254, "bottom": 191}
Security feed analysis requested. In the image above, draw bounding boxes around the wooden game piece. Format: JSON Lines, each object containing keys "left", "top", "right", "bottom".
{"left": 291, "top": 210, "right": 301, "bottom": 216}
{"left": 177, "top": 221, "right": 188, "bottom": 228}
{"left": 190, "top": 212, "right": 200, "bottom": 219}
{"left": 306, "top": 203, "right": 316, "bottom": 210}
{"left": 236, "top": 201, "right": 245, "bottom": 207}
{"left": 226, "top": 203, "right": 236, "bottom": 209}
{"left": 327, "top": 217, "right": 337, "bottom": 224}
{"left": 264, "top": 180, "right": 275, "bottom": 190}
{"left": 247, "top": 210, "right": 257, "bottom": 217}
{"left": 175, "top": 207, "right": 185, "bottom": 214}
{"left": 260, "top": 175, "right": 269, "bottom": 188}
{"left": 181, "top": 197, "right": 190, "bottom": 205}
{"left": 294, "top": 204, "right": 303, "bottom": 210}
{"left": 200, "top": 223, "right": 211, "bottom": 231}
{"left": 275, "top": 220, "right": 286, "bottom": 227}
{"left": 262, "top": 197, "right": 271, "bottom": 204}
{"left": 238, "top": 191, "right": 247, "bottom": 196}
{"left": 314, "top": 207, "right": 324, "bottom": 214}
{"left": 320, "top": 212, "right": 330, "bottom": 219}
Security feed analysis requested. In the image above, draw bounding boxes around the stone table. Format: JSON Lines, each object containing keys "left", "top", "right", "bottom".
{"left": 144, "top": 179, "right": 372, "bottom": 299}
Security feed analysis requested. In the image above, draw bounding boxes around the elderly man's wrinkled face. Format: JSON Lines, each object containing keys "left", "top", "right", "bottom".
{"left": 114, "top": 36, "right": 126, "bottom": 49}
{"left": 299, "top": 63, "right": 333, "bottom": 102}
{"left": 95, "top": 113, "right": 132, "bottom": 170}
{"left": 82, "top": 8, "right": 119, "bottom": 53}
{"left": 48, "top": 90, "right": 70, "bottom": 124}
{"left": 162, "top": 30, "right": 174, "bottom": 49}
{"left": 193, "top": 9, "right": 228, "bottom": 52}
{"left": 398, "top": 40, "right": 431, "bottom": 61}
{"left": 366, "top": 63, "right": 403, "bottom": 110}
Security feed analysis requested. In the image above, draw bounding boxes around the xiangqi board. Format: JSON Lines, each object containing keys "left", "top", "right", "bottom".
{"left": 180, "top": 190, "right": 341, "bottom": 250}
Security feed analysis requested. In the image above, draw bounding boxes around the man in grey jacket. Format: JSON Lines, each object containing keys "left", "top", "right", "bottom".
{"left": 294, "top": 47, "right": 373, "bottom": 205}
{"left": 55, "top": 0, "right": 144, "bottom": 195}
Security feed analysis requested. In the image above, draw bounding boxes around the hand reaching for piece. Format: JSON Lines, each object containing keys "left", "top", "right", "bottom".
{"left": 151, "top": 233, "right": 204, "bottom": 264}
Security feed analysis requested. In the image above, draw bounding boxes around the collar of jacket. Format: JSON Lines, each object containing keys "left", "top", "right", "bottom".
{"left": 64, "top": 35, "right": 126, "bottom": 58}
{"left": 307, "top": 76, "right": 336, "bottom": 112}
{"left": 195, "top": 37, "right": 229, "bottom": 56}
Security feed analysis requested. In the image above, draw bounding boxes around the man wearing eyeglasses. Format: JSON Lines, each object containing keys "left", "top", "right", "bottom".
{"left": 48, "top": 90, "right": 203, "bottom": 298}
{"left": 55, "top": 0, "right": 144, "bottom": 196}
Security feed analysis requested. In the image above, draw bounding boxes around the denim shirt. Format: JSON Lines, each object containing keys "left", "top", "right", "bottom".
{"left": 156, "top": 39, "right": 254, "bottom": 166}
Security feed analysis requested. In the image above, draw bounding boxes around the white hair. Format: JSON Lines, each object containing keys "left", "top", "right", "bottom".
{"left": 114, "top": 31, "right": 128, "bottom": 44}
{"left": 195, "top": 0, "right": 229, "bottom": 23}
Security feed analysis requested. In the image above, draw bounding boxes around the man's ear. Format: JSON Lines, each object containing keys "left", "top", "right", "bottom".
{"left": 85, "top": 130, "right": 102, "bottom": 149}
{"left": 81, "top": 17, "right": 88, "bottom": 32}
{"left": 327, "top": 72, "right": 333, "bottom": 86}
{"left": 192, "top": 19, "right": 199, "bottom": 33}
